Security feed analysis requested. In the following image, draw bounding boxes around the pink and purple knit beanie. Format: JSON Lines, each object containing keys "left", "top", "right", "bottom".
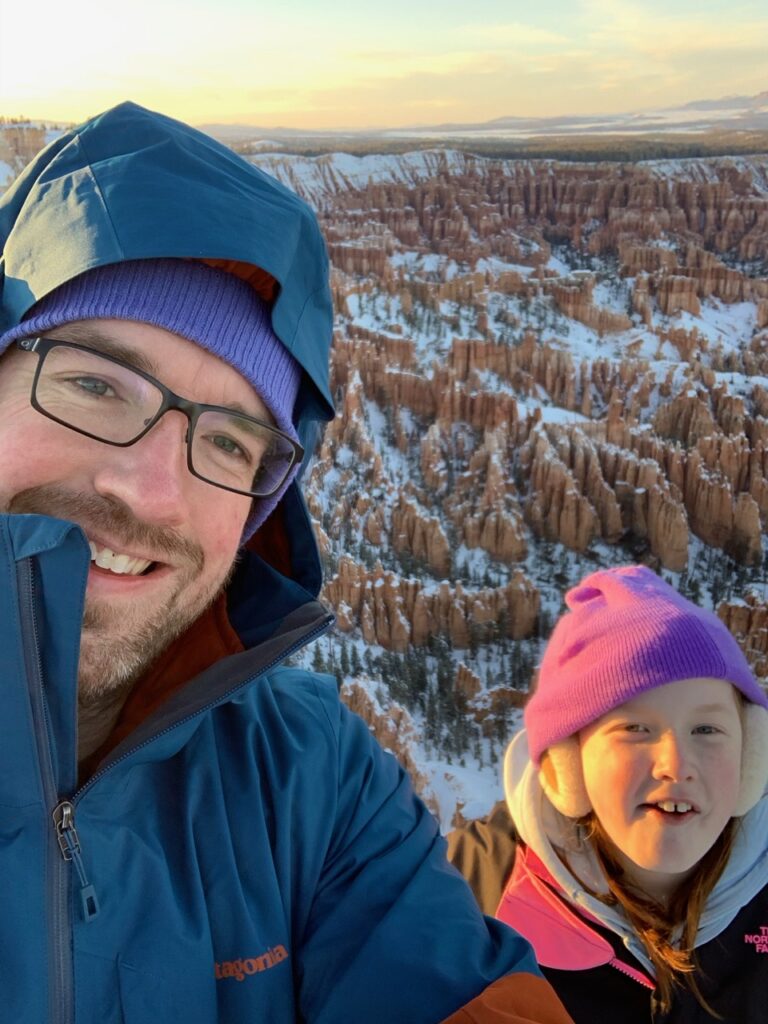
{"left": 0, "top": 258, "right": 303, "bottom": 538}
{"left": 525, "top": 565, "right": 768, "bottom": 767}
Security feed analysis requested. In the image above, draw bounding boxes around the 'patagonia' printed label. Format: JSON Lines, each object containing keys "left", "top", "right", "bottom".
{"left": 215, "top": 945, "right": 289, "bottom": 981}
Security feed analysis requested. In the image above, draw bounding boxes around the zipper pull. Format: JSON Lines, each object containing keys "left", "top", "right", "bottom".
{"left": 53, "top": 801, "right": 100, "bottom": 922}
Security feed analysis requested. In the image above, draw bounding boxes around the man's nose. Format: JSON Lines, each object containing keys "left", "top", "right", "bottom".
{"left": 91, "top": 411, "right": 192, "bottom": 526}
{"left": 651, "top": 731, "right": 696, "bottom": 782}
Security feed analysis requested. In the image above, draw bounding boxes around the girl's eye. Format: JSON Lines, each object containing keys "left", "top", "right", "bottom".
{"left": 622, "top": 723, "right": 649, "bottom": 734}
{"left": 693, "top": 725, "right": 721, "bottom": 735}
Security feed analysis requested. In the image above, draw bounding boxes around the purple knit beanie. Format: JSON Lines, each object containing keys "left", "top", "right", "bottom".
{"left": 524, "top": 565, "right": 768, "bottom": 766}
{"left": 0, "top": 259, "right": 303, "bottom": 538}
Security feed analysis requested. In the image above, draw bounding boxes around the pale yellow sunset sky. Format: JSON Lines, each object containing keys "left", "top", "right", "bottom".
{"left": 1, "top": 0, "right": 765, "bottom": 129}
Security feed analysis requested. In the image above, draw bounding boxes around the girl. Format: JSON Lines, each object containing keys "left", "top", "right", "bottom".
{"left": 449, "top": 565, "right": 768, "bottom": 1022}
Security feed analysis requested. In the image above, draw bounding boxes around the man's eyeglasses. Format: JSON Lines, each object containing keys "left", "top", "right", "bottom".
{"left": 17, "top": 337, "right": 303, "bottom": 499}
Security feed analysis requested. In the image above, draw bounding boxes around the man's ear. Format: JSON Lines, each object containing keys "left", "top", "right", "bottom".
{"left": 539, "top": 740, "right": 592, "bottom": 818}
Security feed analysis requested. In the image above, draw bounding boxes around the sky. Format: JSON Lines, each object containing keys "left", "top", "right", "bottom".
{"left": 1, "top": 0, "right": 766, "bottom": 129}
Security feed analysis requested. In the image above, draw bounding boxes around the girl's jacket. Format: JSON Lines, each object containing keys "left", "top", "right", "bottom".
{"left": 0, "top": 105, "right": 573, "bottom": 1023}
{"left": 448, "top": 730, "right": 768, "bottom": 1023}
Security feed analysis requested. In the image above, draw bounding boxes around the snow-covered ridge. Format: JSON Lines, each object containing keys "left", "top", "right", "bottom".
{"left": 250, "top": 149, "right": 475, "bottom": 203}
{"left": 250, "top": 149, "right": 768, "bottom": 205}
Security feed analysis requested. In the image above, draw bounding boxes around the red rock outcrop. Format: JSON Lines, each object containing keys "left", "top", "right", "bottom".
{"left": 341, "top": 681, "right": 435, "bottom": 806}
{"left": 522, "top": 430, "right": 598, "bottom": 552}
{"left": 717, "top": 596, "right": 768, "bottom": 682}
{"left": 293, "top": 157, "right": 768, "bottom": 270}
{"left": 470, "top": 686, "right": 527, "bottom": 737}
{"left": 455, "top": 663, "right": 482, "bottom": 700}
{"left": 324, "top": 557, "right": 540, "bottom": 651}
{"left": 549, "top": 276, "right": 632, "bottom": 335}
{"left": 655, "top": 275, "right": 701, "bottom": 317}
{"left": 391, "top": 496, "right": 452, "bottom": 577}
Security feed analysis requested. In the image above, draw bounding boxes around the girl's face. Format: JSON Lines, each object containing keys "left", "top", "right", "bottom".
{"left": 579, "top": 677, "right": 743, "bottom": 902}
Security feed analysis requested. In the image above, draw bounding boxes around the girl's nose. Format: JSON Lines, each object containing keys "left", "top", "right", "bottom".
{"left": 651, "top": 731, "right": 696, "bottom": 782}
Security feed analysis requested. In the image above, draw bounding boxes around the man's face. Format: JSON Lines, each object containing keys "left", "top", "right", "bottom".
{"left": 0, "top": 319, "right": 259, "bottom": 696}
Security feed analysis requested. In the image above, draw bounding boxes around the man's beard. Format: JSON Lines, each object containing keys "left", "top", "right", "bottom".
{"left": 6, "top": 486, "right": 234, "bottom": 700}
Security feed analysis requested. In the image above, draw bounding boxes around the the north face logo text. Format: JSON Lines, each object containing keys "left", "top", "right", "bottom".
{"left": 743, "top": 927, "right": 768, "bottom": 953}
{"left": 215, "top": 945, "right": 289, "bottom": 981}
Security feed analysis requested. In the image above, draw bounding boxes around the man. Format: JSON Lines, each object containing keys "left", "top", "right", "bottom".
{"left": 0, "top": 102, "right": 572, "bottom": 1023}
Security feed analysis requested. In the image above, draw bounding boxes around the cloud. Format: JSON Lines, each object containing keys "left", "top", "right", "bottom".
{"left": 582, "top": 0, "right": 768, "bottom": 58}
{"left": 456, "top": 22, "right": 570, "bottom": 47}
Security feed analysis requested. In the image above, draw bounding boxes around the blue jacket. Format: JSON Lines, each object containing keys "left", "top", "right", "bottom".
{"left": 1, "top": 512, "right": 549, "bottom": 1022}
{"left": 0, "top": 105, "right": 569, "bottom": 1023}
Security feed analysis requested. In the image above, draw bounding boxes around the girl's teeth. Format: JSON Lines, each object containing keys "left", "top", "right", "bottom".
{"left": 656, "top": 800, "right": 693, "bottom": 813}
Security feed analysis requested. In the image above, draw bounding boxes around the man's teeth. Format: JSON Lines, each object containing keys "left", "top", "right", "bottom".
{"left": 88, "top": 542, "right": 152, "bottom": 576}
{"left": 655, "top": 800, "right": 693, "bottom": 814}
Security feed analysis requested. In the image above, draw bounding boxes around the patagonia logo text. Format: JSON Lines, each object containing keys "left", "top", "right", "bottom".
{"left": 215, "top": 945, "right": 289, "bottom": 981}
{"left": 743, "top": 927, "right": 768, "bottom": 953}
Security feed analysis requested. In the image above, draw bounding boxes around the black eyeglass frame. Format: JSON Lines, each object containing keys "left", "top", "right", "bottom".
{"left": 17, "top": 336, "right": 304, "bottom": 499}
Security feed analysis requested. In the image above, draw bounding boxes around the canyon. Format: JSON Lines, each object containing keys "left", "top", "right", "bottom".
{"left": 260, "top": 150, "right": 768, "bottom": 823}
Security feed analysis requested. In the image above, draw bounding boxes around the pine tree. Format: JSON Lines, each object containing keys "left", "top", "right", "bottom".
{"left": 311, "top": 646, "right": 326, "bottom": 674}
{"left": 350, "top": 645, "right": 363, "bottom": 677}
{"left": 340, "top": 640, "right": 351, "bottom": 678}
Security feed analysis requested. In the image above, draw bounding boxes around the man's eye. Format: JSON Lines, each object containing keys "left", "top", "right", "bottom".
{"left": 211, "top": 434, "right": 250, "bottom": 461}
{"left": 69, "top": 375, "right": 114, "bottom": 397}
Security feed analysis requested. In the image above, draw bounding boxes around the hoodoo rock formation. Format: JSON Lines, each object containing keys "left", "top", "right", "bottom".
{"left": 269, "top": 148, "right": 768, "bottom": 697}
{"left": 718, "top": 597, "right": 768, "bottom": 682}
{"left": 324, "top": 556, "right": 540, "bottom": 652}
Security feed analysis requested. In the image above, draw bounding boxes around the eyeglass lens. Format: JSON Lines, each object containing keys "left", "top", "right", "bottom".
{"left": 35, "top": 344, "right": 295, "bottom": 497}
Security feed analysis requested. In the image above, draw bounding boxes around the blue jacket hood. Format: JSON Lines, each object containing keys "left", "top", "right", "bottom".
{"left": 0, "top": 100, "right": 334, "bottom": 605}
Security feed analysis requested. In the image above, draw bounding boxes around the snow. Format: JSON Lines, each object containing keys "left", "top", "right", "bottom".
{"left": 475, "top": 256, "right": 536, "bottom": 277}
{"left": 646, "top": 156, "right": 768, "bottom": 194}
{"left": 418, "top": 738, "right": 519, "bottom": 832}
{"left": 515, "top": 399, "right": 589, "bottom": 424}
{"left": 363, "top": 397, "right": 411, "bottom": 481}
{"left": 251, "top": 149, "right": 473, "bottom": 204}
{"left": 545, "top": 254, "right": 571, "bottom": 276}
{"left": 389, "top": 252, "right": 442, "bottom": 274}
{"left": 592, "top": 279, "right": 631, "bottom": 316}
{"left": 454, "top": 544, "right": 493, "bottom": 580}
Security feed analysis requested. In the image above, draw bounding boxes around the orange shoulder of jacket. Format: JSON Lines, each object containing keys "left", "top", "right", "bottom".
{"left": 440, "top": 973, "right": 574, "bottom": 1024}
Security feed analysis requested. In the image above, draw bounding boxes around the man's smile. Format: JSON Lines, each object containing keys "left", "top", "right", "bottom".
{"left": 88, "top": 540, "right": 154, "bottom": 576}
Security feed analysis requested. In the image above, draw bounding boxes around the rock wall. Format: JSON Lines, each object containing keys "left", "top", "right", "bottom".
{"left": 325, "top": 557, "right": 539, "bottom": 651}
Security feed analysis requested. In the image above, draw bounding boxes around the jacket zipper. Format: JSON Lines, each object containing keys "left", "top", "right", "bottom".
{"left": 18, "top": 558, "right": 76, "bottom": 1024}
{"left": 18, "top": 545, "right": 332, "bottom": 1021}
{"left": 53, "top": 801, "right": 100, "bottom": 921}
{"left": 609, "top": 956, "right": 655, "bottom": 988}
